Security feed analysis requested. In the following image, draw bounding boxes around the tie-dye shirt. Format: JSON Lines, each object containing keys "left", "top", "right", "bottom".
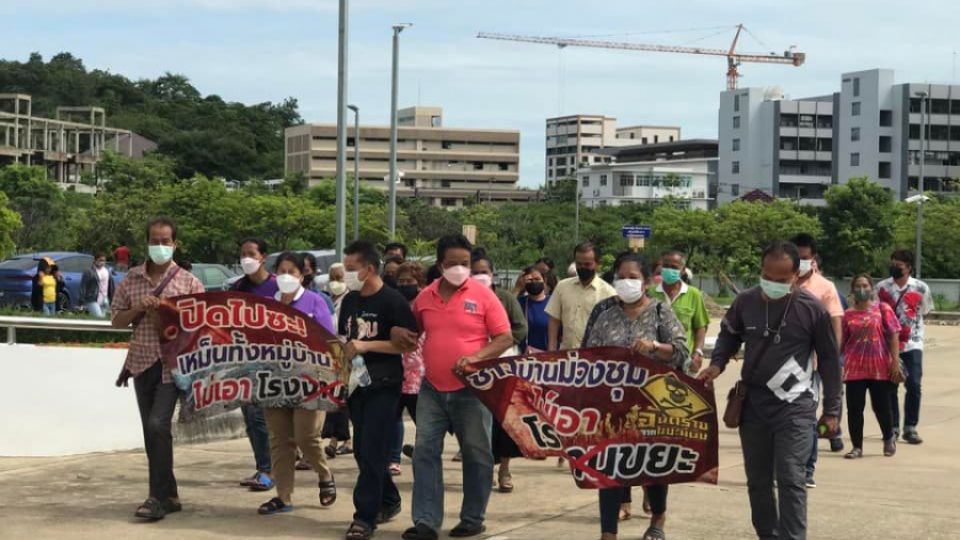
{"left": 841, "top": 302, "right": 901, "bottom": 382}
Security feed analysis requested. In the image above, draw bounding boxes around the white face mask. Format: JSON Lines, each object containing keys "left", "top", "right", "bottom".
{"left": 614, "top": 278, "right": 645, "bottom": 304}
{"left": 798, "top": 259, "right": 813, "bottom": 277}
{"left": 328, "top": 280, "right": 347, "bottom": 296}
{"left": 344, "top": 270, "right": 364, "bottom": 292}
{"left": 472, "top": 273, "right": 494, "bottom": 289}
{"left": 148, "top": 245, "right": 174, "bottom": 265}
{"left": 240, "top": 257, "right": 261, "bottom": 275}
{"left": 277, "top": 273, "right": 301, "bottom": 295}
{"left": 443, "top": 265, "right": 471, "bottom": 287}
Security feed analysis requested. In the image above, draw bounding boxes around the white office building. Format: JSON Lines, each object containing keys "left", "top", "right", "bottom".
{"left": 578, "top": 140, "right": 716, "bottom": 210}
{"left": 719, "top": 68, "right": 960, "bottom": 204}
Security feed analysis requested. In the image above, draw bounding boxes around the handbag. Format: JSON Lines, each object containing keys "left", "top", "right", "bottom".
{"left": 722, "top": 333, "right": 774, "bottom": 429}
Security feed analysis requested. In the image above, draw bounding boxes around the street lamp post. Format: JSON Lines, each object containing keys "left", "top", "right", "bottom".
{"left": 348, "top": 105, "right": 360, "bottom": 241}
{"left": 334, "top": 0, "right": 349, "bottom": 261}
{"left": 574, "top": 178, "right": 581, "bottom": 242}
{"left": 388, "top": 23, "right": 412, "bottom": 240}
{"left": 915, "top": 90, "right": 928, "bottom": 278}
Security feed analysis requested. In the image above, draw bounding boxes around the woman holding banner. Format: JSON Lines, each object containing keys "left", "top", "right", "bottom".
{"left": 257, "top": 252, "right": 338, "bottom": 515}
{"left": 581, "top": 252, "right": 688, "bottom": 540}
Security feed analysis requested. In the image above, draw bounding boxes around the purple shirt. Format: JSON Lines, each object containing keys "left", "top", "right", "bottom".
{"left": 233, "top": 274, "right": 280, "bottom": 298}
{"left": 286, "top": 288, "right": 336, "bottom": 334}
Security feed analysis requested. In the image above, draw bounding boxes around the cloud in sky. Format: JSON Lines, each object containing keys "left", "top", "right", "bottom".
{"left": 8, "top": 0, "right": 960, "bottom": 187}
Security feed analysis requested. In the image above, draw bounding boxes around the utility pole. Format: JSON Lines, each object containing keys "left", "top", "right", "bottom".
{"left": 348, "top": 105, "right": 360, "bottom": 240}
{"left": 388, "top": 23, "right": 412, "bottom": 240}
{"left": 915, "top": 90, "right": 928, "bottom": 278}
{"left": 334, "top": 0, "right": 349, "bottom": 260}
{"left": 574, "top": 177, "right": 581, "bottom": 242}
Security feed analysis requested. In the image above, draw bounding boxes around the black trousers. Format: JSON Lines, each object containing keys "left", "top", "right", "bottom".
{"left": 599, "top": 485, "right": 668, "bottom": 534}
{"left": 349, "top": 384, "right": 402, "bottom": 528}
{"left": 846, "top": 380, "right": 895, "bottom": 448}
{"left": 322, "top": 410, "right": 352, "bottom": 441}
{"left": 133, "top": 361, "right": 180, "bottom": 501}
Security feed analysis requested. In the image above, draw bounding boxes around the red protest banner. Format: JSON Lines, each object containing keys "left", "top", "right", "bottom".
{"left": 158, "top": 292, "right": 347, "bottom": 422}
{"left": 458, "top": 347, "right": 718, "bottom": 489}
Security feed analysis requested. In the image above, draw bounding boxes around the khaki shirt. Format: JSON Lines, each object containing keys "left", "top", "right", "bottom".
{"left": 545, "top": 275, "right": 617, "bottom": 350}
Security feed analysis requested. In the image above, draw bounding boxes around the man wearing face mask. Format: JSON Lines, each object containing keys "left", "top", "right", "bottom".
{"left": 111, "top": 217, "right": 205, "bottom": 520}
{"left": 392, "top": 234, "right": 513, "bottom": 540}
{"left": 545, "top": 242, "right": 617, "bottom": 352}
{"left": 699, "top": 241, "right": 841, "bottom": 540}
{"left": 649, "top": 250, "right": 710, "bottom": 376}
{"left": 229, "top": 237, "right": 281, "bottom": 492}
{"left": 339, "top": 241, "right": 419, "bottom": 539}
{"left": 791, "top": 233, "right": 846, "bottom": 483}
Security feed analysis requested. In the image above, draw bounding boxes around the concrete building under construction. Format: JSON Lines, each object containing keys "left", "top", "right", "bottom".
{"left": 0, "top": 94, "right": 153, "bottom": 187}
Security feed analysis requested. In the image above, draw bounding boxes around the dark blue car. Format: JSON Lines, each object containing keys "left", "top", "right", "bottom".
{"left": 0, "top": 252, "right": 125, "bottom": 310}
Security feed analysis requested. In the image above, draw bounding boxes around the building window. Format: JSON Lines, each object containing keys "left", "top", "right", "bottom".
{"left": 630, "top": 133, "right": 635, "bottom": 139}
{"left": 879, "top": 161, "right": 891, "bottom": 179}
{"left": 734, "top": 94, "right": 740, "bottom": 112}
{"left": 473, "top": 162, "right": 483, "bottom": 170}
{"left": 442, "top": 141, "right": 452, "bottom": 149}
{"left": 732, "top": 116, "right": 741, "bottom": 129}
{"left": 731, "top": 161, "right": 740, "bottom": 174}
{"left": 441, "top": 198, "right": 457, "bottom": 207}
{"left": 850, "top": 152, "right": 860, "bottom": 166}
{"left": 853, "top": 77, "right": 860, "bottom": 97}
{"left": 669, "top": 136, "right": 674, "bottom": 142}
{"left": 731, "top": 183, "right": 740, "bottom": 196}
{"left": 582, "top": 176, "right": 589, "bottom": 187}
{"left": 851, "top": 102, "right": 861, "bottom": 116}
{"left": 441, "top": 180, "right": 451, "bottom": 188}
{"left": 879, "top": 136, "right": 892, "bottom": 153}
{"left": 851, "top": 127, "right": 860, "bottom": 141}
{"left": 498, "top": 162, "right": 509, "bottom": 171}
{"left": 799, "top": 115, "right": 815, "bottom": 128}
{"left": 619, "top": 174, "right": 634, "bottom": 187}
{"left": 732, "top": 138, "right": 741, "bottom": 151}
{"left": 641, "top": 137, "right": 648, "bottom": 144}
{"left": 600, "top": 174, "right": 608, "bottom": 186}
{"left": 879, "top": 110, "right": 893, "bottom": 127}
{"left": 431, "top": 116, "right": 441, "bottom": 127}
{"left": 654, "top": 135, "right": 659, "bottom": 143}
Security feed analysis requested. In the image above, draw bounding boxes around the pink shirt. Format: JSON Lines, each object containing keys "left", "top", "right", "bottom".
{"left": 413, "top": 278, "right": 511, "bottom": 392}
{"left": 799, "top": 272, "right": 844, "bottom": 319}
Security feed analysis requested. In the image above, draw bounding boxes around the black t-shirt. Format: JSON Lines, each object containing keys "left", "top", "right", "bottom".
{"left": 338, "top": 285, "right": 418, "bottom": 388}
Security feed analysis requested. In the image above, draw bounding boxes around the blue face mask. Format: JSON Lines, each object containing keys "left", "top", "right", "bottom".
{"left": 760, "top": 278, "right": 792, "bottom": 300}
{"left": 661, "top": 268, "right": 682, "bottom": 285}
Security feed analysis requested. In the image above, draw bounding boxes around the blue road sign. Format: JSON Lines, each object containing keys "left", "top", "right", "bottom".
{"left": 621, "top": 225, "right": 652, "bottom": 239}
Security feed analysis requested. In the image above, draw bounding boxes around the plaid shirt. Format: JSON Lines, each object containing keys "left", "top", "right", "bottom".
{"left": 111, "top": 263, "right": 204, "bottom": 383}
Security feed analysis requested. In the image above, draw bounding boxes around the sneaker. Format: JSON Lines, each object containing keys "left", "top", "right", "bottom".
{"left": 883, "top": 437, "right": 897, "bottom": 457}
{"left": 844, "top": 448, "right": 863, "bottom": 459}
{"left": 402, "top": 444, "right": 415, "bottom": 459}
{"left": 903, "top": 431, "right": 924, "bottom": 445}
{"left": 805, "top": 476, "right": 816, "bottom": 489}
{"left": 829, "top": 437, "right": 845, "bottom": 453}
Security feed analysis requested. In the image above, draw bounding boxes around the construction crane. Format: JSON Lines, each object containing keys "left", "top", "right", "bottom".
{"left": 477, "top": 25, "right": 805, "bottom": 91}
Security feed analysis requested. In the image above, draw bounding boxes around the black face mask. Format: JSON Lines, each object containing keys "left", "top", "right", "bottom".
{"left": 382, "top": 274, "right": 398, "bottom": 289}
{"left": 889, "top": 265, "right": 905, "bottom": 280}
{"left": 397, "top": 284, "right": 419, "bottom": 301}
{"left": 576, "top": 267, "right": 596, "bottom": 283}
{"left": 525, "top": 281, "right": 546, "bottom": 296}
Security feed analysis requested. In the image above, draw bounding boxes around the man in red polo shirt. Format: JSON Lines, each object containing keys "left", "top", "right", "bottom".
{"left": 394, "top": 234, "right": 513, "bottom": 540}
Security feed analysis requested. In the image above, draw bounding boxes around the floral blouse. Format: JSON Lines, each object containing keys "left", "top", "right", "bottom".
{"left": 581, "top": 297, "right": 689, "bottom": 371}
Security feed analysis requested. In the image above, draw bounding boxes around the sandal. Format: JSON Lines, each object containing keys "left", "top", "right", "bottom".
{"left": 325, "top": 444, "right": 338, "bottom": 460}
{"left": 319, "top": 478, "right": 337, "bottom": 506}
{"left": 249, "top": 471, "right": 274, "bottom": 492}
{"left": 296, "top": 458, "right": 312, "bottom": 471}
{"left": 619, "top": 502, "right": 632, "bottom": 521}
{"left": 135, "top": 498, "right": 166, "bottom": 520}
{"left": 844, "top": 448, "right": 863, "bottom": 459}
{"left": 642, "top": 526, "right": 666, "bottom": 540}
{"left": 337, "top": 443, "right": 354, "bottom": 455}
{"left": 497, "top": 469, "right": 514, "bottom": 493}
{"left": 345, "top": 521, "right": 373, "bottom": 540}
{"left": 258, "top": 497, "right": 292, "bottom": 515}
{"left": 389, "top": 463, "right": 402, "bottom": 476}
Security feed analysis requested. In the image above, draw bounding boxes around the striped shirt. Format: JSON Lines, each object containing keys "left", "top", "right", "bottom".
{"left": 111, "top": 263, "right": 204, "bottom": 383}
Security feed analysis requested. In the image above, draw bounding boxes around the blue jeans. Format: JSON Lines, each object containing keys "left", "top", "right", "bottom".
{"left": 85, "top": 300, "right": 108, "bottom": 318}
{"left": 43, "top": 302, "right": 56, "bottom": 316}
{"left": 242, "top": 405, "right": 271, "bottom": 472}
{"left": 412, "top": 381, "right": 493, "bottom": 531}
{"left": 891, "top": 350, "right": 923, "bottom": 432}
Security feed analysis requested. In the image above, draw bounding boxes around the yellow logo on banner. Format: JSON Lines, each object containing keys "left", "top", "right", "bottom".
{"left": 640, "top": 373, "right": 713, "bottom": 420}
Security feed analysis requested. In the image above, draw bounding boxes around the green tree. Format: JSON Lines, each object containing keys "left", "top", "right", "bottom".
{"left": 820, "top": 177, "right": 895, "bottom": 277}
{"left": 0, "top": 164, "right": 65, "bottom": 250}
{"left": 892, "top": 196, "right": 960, "bottom": 279}
{"left": 544, "top": 177, "right": 577, "bottom": 203}
{"left": 0, "top": 192, "right": 22, "bottom": 258}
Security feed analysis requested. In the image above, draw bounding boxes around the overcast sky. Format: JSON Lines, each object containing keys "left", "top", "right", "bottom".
{"left": 8, "top": 0, "right": 958, "bottom": 186}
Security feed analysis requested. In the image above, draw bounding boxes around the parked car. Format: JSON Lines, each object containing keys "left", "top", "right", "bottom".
{"left": 190, "top": 263, "right": 238, "bottom": 292}
{"left": 0, "top": 252, "right": 126, "bottom": 310}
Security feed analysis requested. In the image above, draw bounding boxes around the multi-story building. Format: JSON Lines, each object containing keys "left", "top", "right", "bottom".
{"left": 719, "top": 68, "right": 960, "bottom": 204}
{"left": 285, "top": 106, "right": 534, "bottom": 208}
{"left": 545, "top": 113, "right": 680, "bottom": 186}
{"left": 578, "top": 139, "right": 716, "bottom": 210}
{"left": 0, "top": 94, "right": 147, "bottom": 189}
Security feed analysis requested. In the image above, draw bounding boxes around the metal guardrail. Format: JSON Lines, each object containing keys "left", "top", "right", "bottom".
{"left": 0, "top": 316, "right": 131, "bottom": 345}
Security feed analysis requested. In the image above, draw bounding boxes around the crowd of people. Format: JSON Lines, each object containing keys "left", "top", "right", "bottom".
{"left": 109, "top": 216, "right": 933, "bottom": 540}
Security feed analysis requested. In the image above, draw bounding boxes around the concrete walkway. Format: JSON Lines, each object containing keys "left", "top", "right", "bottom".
{"left": 2, "top": 326, "right": 959, "bottom": 539}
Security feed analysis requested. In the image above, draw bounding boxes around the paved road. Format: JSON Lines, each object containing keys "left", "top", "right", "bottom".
{"left": 2, "top": 326, "right": 959, "bottom": 539}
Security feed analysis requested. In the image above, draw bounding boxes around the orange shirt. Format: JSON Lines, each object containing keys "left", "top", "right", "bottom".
{"left": 412, "top": 278, "right": 511, "bottom": 392}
